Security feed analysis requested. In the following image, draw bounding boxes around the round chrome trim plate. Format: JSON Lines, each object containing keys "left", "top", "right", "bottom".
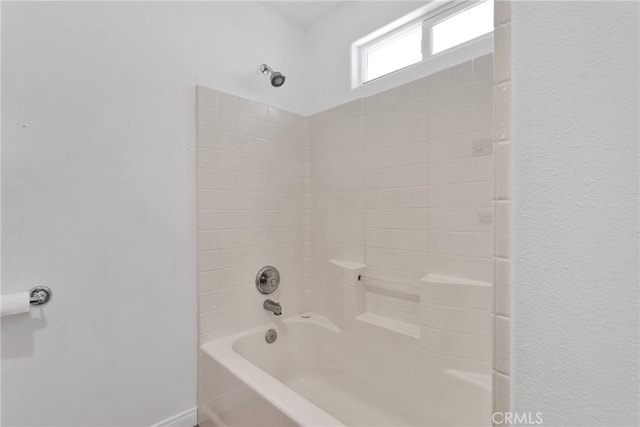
{"left": 256, "top": 265, "right": 280, "bottom": 294}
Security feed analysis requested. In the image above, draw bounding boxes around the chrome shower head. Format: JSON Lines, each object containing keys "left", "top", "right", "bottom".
{"left": 270, "top": 71, "right": 286, "bottom": 87}
{"left": 260, "top": 64, "right": 286, "bottom": 87}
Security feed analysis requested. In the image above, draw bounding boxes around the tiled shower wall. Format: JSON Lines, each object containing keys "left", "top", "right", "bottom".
{"left": 308, "top": 100, "right": 365, "bottom": 316}
{"left": 305, "top": 54, "right": 495, "bottom": 368}
{"left": 195, "top": 87, "right": 310, "bottom": 343}
{"left": 196, "top": 54, "right": 498, "bottom": 369}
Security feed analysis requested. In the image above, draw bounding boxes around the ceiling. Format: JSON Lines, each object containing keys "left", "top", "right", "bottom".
{"left": 261, "top": 1, "right": 345, "bottom": 29}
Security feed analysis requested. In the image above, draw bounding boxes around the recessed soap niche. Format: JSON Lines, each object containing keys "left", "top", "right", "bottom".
{"left": 328, "top": 259, "right": 492, "bottom": 346}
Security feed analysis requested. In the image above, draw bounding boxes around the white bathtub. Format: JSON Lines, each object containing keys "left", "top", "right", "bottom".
{"left": 199, "top": 313, "right": 490, "bottom": 427}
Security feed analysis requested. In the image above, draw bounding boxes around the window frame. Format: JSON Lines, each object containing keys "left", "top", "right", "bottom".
{"left": 352, "top": 0, "right": 493, "bottom": 87}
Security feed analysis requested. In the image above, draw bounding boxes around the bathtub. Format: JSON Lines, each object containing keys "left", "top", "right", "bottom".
{"left": 199, "top": 313, "right": 490, "bottom": 427}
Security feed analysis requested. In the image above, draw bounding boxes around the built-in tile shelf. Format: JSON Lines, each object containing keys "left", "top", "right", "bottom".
{"left": 358, "top": 275, "right": 421, "bottom": 338}
{"left": 328, "top": 259, "right": 366, "bottom": 277}
{"left": 361, "top": 276, "right": 420, "bottom": 297}
{"left": 356, "top": 312, "right": 421, "bottom": 338}
{"left": 329, "top": 260, "right": 493, "bottom": 352}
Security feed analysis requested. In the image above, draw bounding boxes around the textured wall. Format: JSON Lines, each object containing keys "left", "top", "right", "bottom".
{"left": 512, "top": 1, "right": 639, "bottom": 424}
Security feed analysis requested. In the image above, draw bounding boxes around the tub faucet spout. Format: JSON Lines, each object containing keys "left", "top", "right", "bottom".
{"left": 263, "top": 299, "right": 282, "bottom": 316}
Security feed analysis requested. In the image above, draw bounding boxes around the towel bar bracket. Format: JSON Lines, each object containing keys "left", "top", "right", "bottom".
{"left": 30, "top": 286, "right": 52, "bottom": 306}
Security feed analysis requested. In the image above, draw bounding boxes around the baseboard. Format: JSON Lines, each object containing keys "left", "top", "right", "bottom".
{"left": 151, "top": 407, "right": 197, "bottom": 427}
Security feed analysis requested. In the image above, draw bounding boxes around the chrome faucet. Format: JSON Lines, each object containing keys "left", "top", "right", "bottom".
{"left": 263, "top": 299, "right": 282, "bottom": 316}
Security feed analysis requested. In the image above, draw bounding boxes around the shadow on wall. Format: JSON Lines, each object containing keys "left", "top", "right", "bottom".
{"left": 2, "top": 311, "right": 48, "bottom": 359}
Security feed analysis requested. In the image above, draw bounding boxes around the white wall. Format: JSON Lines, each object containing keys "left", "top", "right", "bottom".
{"left": 512, "top": 1, "right": 639, "bottom": 425}
{"left": 1, "top": 2, "right": 305, "bottom": 426}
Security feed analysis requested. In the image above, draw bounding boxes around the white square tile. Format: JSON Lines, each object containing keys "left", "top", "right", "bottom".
{"left": 197, "top": 211, "right": 218, "bottom": 231}
{"left": 473, "top": 103, "right": 493, "bottom": 131}
{"left": 423, "top": 304, "right": 491, "bottom": 335}
{"left": 473, "top": 54, "right": 493, "bottom": 80}
{"left": 198, "top": 231, "right": 219, "bottom": 251}
{"left": 268, "top": 106, "right": 282, "bottom": 125}
{"left": 494, "top": 315, "right": 511, "bottom": 375}
{"left": 253, "top": 102, "right": 269, "bottom": 121}
{"left": 217, "top": 109, "right": 236, "bottom": 133}
{"left": 494, "top": 0, "right": 511, "bottom": 26}
{"left": 411, "top": 75, "right": 431, "bottom": 99}
{"left": 493, "top": 372, "right": 511, "bottom": 419}
{"left": 440, "top": 281, "right": 493, "bottom": 310}
{"left": 440, "top": 330, "right": 492, "bottom": 362}
{"left": 236, "top": 115, "right": 252, "bottom": 136}
{"left": 236, "top": 98, "right": 253, "bottom": 117}
{"left": 494, "top": 23, "right": 511, "bottom": 84}
{"left": 449, "top": 60, "right": 474, "bottom": 88}
{"left": 198, "top": 251, "right": 218, "bottom": 272}
{"left": 494, "top": 257, "right": 511, "bottom": 316}
{"left": 494, "top": 82, "right": 511, "bottom": 141}
{"left": 494, "top": 201, "right": 511, "bottom": 258}
{"left": 474, "top": 78, "right": 494, "bottom": 107}
{"left": 420, "top": 326, "right": 441, "bottom": 352}
{"left": 196, "top": 106, "right": 218, "bottom": 129}
{"left": 218, "top": 92, "right": 236, "bottom": 112}
{"left": 196, "top": 86, "right": 217, "bottom": 108}
{"left": 494, "top": 142, "right": 512, "bottom": 200}
{"left": 198, "top": 271, "right": 219, "bottom": 292}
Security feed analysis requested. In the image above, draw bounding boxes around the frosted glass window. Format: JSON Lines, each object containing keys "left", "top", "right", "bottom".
{"left": 363, "top": 24, "right": 423, "bottom": 82}
{"left": 431, "top": 0, "right": 494, "bottom": 55}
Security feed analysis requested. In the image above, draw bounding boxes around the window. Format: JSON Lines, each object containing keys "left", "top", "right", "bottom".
{"left": 431, "top": 0, "right": 494, "bottom": 55}
{"left": 362, "top": 23, "right": 423, "bottom": 82}
{"left": 353, "top": 0, "right": 494, "bottom": 86}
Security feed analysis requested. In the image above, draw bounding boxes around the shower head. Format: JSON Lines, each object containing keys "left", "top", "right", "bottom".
{"left": 260, "top": 64, "right": 286, "bottom": 87}
{"left": 270, "top": 72, "right": 286, "bottom": 88}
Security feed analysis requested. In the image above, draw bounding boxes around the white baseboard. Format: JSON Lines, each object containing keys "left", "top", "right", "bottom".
{"left": 151, "top": 407, "right": 197, "bottom": 427}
